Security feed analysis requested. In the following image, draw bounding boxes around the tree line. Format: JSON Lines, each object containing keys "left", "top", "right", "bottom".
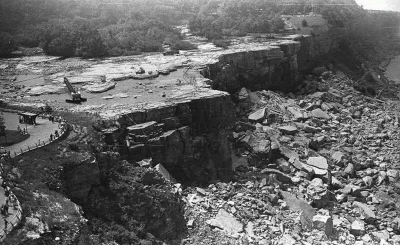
{"left": 0, "top": 0, "right": 399, "bottom": 58}
{"left": 0, "top": 0, "right": 195, "bottom": 57}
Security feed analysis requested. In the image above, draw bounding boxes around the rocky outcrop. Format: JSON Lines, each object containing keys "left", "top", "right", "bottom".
{"left": 27, "top": 84, "right": 65, "bottom": 96}
{"left": 102, "top": 94, "right": 236, "bottom": 184}
{"left": 82, "top": 81, "right": 116, "bottom": 93}
{"left": 202, "top": 33, "right": 340, "bottom": 94}
{"left": 63, "top": 154, "right": 100, "bottom": 202}
{"left": 207, "top": 41, "right": 301, "bottom": 93}
{"left": 93, "top": 32, "right": 341, "bottom": 184}
{"left": 293, "top": 31, "right": 343, "bottom": 71}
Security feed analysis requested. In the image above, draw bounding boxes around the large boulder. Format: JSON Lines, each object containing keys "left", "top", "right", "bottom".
{"left": 307, "top": 178, "right": 331, "bottom": 208}
{"left": 310, "top": 108, "right": 331, "bottom": 120}
{"left": 248, "top": 108, "right": 266, "bottom": 122}
{"left": 313, "top": 214, "right": 333, "bottom": 235}
{"left": 207, "top": 209, "right": 243, "bottom": 237}
{"left": 305, "top": 156, "right": 330, "bottom": 182}
{"left": 350, "top": 220, "right": 365, "bottom": 236}
{"left": 238, "top": 87, "right": 249, "bottom": 101}
{"left": 312, "top": 66, "right": 328, "bottom": 76}
{"left": 353, "top": 201, "right": 376, "bottom": 224}
{"left": 83, "top": 81, "right": 116, "bottom": 93}
{"left": 287, "top": 106, "right": 307, "bottom": 120}
{"left": 278, "top": 125, "right": 298, "bottom": 135}
{"left": 281, "top": 191, "right": 315, "bottom": 230}
{"left": 306, "top": 156, "right": 329, "bottom": 170}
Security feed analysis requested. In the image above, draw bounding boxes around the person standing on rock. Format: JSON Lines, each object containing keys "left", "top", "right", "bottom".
{"left": 4, "top": 218, "right": 8, "bottom": 232}
{"left": 1, "top": 202, "right": 8, "bottom": 217}
{"left": 5, "top": 186, "right": 10, "bottom": 198}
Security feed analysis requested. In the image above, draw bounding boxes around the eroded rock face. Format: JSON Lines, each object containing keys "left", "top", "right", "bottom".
{"left": 208, "top": 42, "right": 301, "bottom": 93}
{"left": 296, "top": 31, "right": 342, "bottom": 71}
{"left": 63, "top": 154, "right": 100, "bottom": 203}
{"left": 93, "top": 34, "right": 340, "bottom": 186}
{"left": 103, "top": 94, "right": 236, "bottom": 184}
{"left": 86, "top": 163, "right": 186, "bottom": 242}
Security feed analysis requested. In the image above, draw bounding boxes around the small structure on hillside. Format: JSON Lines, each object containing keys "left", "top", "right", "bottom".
{"left": 18, "top": 112, "right": 38, "bottom": 125}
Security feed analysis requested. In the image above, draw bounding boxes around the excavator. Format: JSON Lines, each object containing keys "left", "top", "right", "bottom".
{"left": 64, "top": 77, "right": 87, "bottom": 104}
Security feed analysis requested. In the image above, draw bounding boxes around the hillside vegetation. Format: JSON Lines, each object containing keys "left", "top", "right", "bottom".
{"left": 0, "top": 0, "right": 194, "bottom": 57}
{"left": 1, "top": 0, "right": 399, "bottom": 58}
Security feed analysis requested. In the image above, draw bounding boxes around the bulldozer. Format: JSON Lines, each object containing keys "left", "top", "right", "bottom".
{"left": 64, "top": 77, "right": 87, "bottom": 104}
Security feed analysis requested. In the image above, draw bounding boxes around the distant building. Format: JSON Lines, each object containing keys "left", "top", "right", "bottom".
{"left": 282, "top": 14, "right": 328, "bottom": 34}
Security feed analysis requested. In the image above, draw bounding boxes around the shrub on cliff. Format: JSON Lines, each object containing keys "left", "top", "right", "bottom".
{"left": 0, "top": 32, "right": 16, "bottom": 57}
{"left": 81, "top": 160, "right": 186, "bottom": 244}
{"left": 164, "top": 34, "right": 197, "bottom": 51}
{"left": 272, "top": 17, "right": 285, "bottom": 33}
{"left": 171, "top": 40, "right": 197, "bottom": 50}
{"left": 213, "top": 39, "right": 230, "bottom": 49}
{"left": 41, "top": 18, "right": 106, "bottom": 58}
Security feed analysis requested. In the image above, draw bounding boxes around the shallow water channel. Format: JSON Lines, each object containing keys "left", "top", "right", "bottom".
{"left": 385, "top": 55, "right": 400, "bottom": 83}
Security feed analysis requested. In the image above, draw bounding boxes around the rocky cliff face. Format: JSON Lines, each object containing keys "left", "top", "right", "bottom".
{"left": 102, "top": 94, "right": 236, "bottom": 184}
{"left": 97, "top": 33, "right": 340, "bottom": 183}
{"left": 207, "top": 41, "right": 301, "bottom": 93}
{"left": 205, "top": 33, "right": 339, "bottom": 94}
{"left": 295, "top": 31, "right": 342, "bottom": 71}
{"left": 62, "top": 150, "right": 101, "bottom": 203}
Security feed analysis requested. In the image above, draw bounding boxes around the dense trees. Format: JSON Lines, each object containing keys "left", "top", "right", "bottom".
{"left": 1, "top": 0, "right": 399, "bottom": 58}
{"left": 0, "top": 32, "right": 15, "bottom": 57}
{"left": 0, "top": 0, "right": 192, "bottom": 57}
{"left": 188, "top": 0, "right": 283, "bottom": 40}
{"left": 186, "top": 0, "right": 371, "bottom": 41}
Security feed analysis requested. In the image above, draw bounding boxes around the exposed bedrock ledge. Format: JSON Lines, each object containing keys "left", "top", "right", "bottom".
{"left": 203, "top": 33, "right": 339, "bottom": 93}
{"left": 206, "top": 42, "right": 301, "bottom": 93}
{"left": 97, "top": 33, "right": 338, "bottom": 183}
{"left": 295, "top": 32, "right": 341, "bottom": 71}
{"left": 102, "top": 94, "right": 236, "bottom": 184}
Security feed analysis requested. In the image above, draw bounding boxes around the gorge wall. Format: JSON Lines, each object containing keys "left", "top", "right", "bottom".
{"left": 203, "top": 32, "right": 339, "bottom": 94}
{"left": 102, "top": 94, "right": 236, "bottom": 184}
{"left": 206, "top": 43, "right": 300, "bottom": 93}
{"left": 3, "top": 32, "right": 338, "bottom": 186}
{"left": 98, "top": 32, "right": 339, "bottom": 183}
{"left": 295, "top": 31, "right": 341, "bottom": 71}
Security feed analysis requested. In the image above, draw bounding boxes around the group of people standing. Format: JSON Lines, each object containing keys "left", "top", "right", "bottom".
{"left": 49, "top": 129, "right": 60, "bottom": 142}
{"left": 47, "top": 114, "right": 63, "bottom": 124}
{"left": 16, "top": 125, "right": 27, "bottom": 135}
{"left": 0, "top": 154, "right": 20, "bottom": 235}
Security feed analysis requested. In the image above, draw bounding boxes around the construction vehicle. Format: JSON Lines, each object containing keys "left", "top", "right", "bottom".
{"left": 64, "top": 77, "right": 87, "bottom": 104}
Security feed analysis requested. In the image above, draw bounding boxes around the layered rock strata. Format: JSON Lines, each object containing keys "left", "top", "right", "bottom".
{"left": 102, "top": 94, "right": 236, "bottom": 183}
